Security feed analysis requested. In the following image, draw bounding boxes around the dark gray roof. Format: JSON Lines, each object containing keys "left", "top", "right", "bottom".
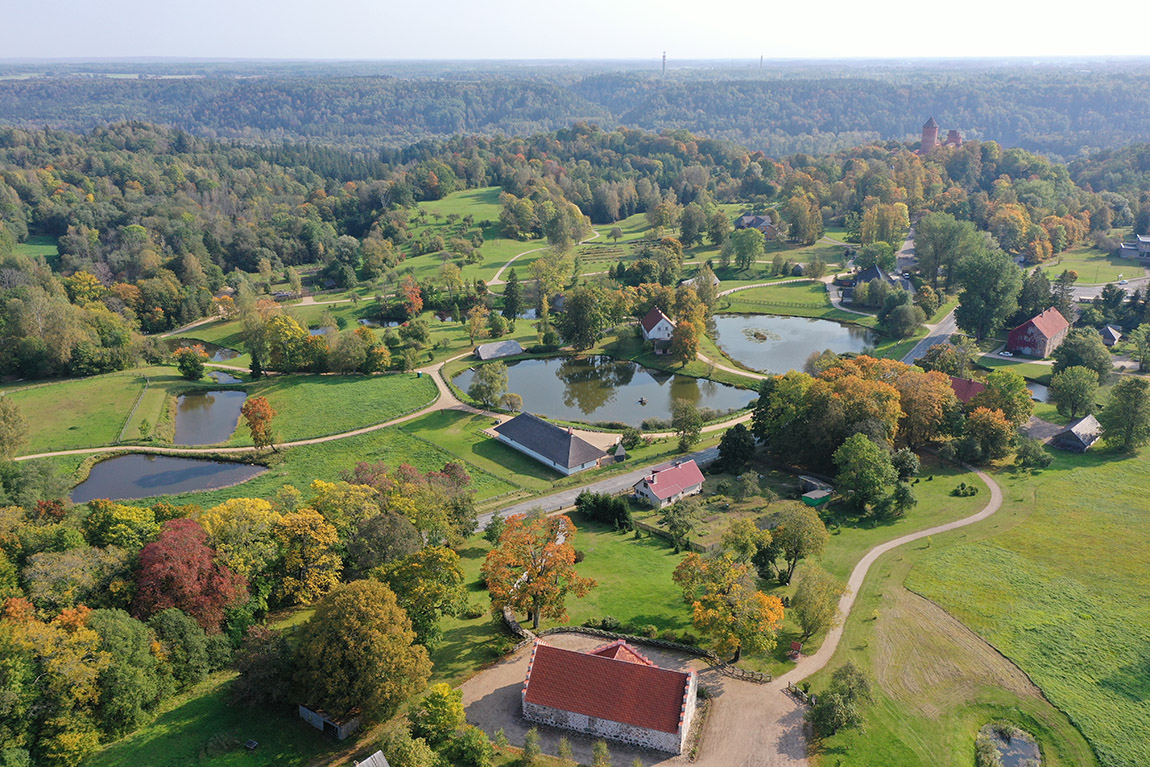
{"left": 1100, "top": 325, "right": 1122, "bottom": 344}
{"left": 476, "top": 340, "right": 524, "bottom": 360}
{"left": 1051, "top": 414, "right": 1102, "bottom": 452}
{"left": 494, "top": 413, "right": 607, "bottom": 469}
{"left": 855, "top": 265, "right": 899, "bottom": 286}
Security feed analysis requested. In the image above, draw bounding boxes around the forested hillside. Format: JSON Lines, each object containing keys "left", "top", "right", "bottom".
{"left": 1, "top": 60, "right": 1150, "bottom": 158}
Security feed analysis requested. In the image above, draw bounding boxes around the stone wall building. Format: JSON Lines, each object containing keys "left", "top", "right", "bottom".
{"left": 521, "top": 640, "right": 697, "bottom": 754}
{"left": 1006, "top": 307, "right": 1070, "bottom": 358}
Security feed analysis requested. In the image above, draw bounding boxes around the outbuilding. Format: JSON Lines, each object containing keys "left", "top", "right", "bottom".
{"left": 1050, "top": 414, "right": 1103, "bottom": 453}
{"left": 297, "top": 705, "right": 360, "bottom": 740}
{"left": 1100, "top": 325, "right": 1122, "bottom": 347}
{"left": 493, "top": 413, "right": 609, "bottom": 475}
{"left": 522, "top": 640, "right": 697, "bottom": 755}
{"left": 475, "top": 339, "right": 524, "bottom": 360}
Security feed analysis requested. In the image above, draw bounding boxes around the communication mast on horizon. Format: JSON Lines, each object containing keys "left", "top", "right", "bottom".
{"left": 662, "top": 51, "right": 666, "bottom": 75}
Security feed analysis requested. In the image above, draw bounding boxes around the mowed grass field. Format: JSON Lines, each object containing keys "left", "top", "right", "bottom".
{"left": 1041, "top": 235, "right": 1141, "bottom": 285}
{"left": 907, "top": 451, "right": 1150, "bottom": 767}
{"left": 4, "top": 370, "right": 150, "bottom": 452}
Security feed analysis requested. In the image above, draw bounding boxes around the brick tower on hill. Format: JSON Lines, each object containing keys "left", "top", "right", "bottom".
{"left": 921, "top": 117, "right": 939, "bottom": 153}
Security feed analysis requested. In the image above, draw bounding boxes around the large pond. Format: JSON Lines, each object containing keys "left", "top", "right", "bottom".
{"left": 174, "top": 390, "right": 247, "bottom": 445}
{"left": 454, "top": 355, "right": 757, "bottom": 426}
{"left": 165, "top": 338, "right": 240, "bottom": 362}
{"left": 70, "top": 454, "right": 267, "bottom": 504}
{"left": 711, "top": 314, "right": 879, "bottom": 375}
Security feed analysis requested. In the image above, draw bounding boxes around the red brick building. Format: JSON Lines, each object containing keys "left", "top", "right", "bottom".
{"left": 1006, "top": 308, "right": 1070, "bottom": 358}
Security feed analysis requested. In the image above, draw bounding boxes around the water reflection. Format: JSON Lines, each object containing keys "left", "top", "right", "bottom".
{"left": 454, "top": 356, "right": 756, "bottom": 426}
{"left": 711, "top": 314, "right": 879, "bottom": 374}
{"left": 71, "top": 454, "right": 266, "bottom": 503}
{"left": 174, "top": 390, "right": 247, "bottom": 445}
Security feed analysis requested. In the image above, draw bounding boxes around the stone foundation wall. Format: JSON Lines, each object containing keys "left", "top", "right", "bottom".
{"left": 522, "top": 701, "right": 683, "bottom": 754}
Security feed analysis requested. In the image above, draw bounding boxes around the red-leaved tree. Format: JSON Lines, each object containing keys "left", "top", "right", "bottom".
{"left": 132, "top": 518, "right": 247, "bottom": 633}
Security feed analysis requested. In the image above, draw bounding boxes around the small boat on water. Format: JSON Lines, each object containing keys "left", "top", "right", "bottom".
{"left": 638, "top": 397, "right": 648, "bottom": 405}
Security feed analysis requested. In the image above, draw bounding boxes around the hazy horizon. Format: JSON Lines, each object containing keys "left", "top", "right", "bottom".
{"left": 8, "top": 0, "right": 1150, "bottom": 60}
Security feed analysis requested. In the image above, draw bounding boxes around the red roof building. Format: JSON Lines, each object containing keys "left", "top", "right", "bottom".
{"left": 521, "top": 641, "right": 698, "bottom": 754}
{"left": 1006, "top": 308, "right": 1070, "bottom": 358}
{"left": 949, "top": 376, "right": 987, "bottom": 404}
{"left": 633, "top": 459, "right": 705, "bottom": 508}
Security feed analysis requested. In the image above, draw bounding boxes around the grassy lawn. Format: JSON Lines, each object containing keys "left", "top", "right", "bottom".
{"left": 84, "top": 672, "right": 338, "bottom": 767}
{"left": 976, "top": 355, "right": 1055, "bottom": 384}
{"left": 14, "top": 234, "right": 60, "bottom": 269}
{"left": 905, "top": 450, "right": 1150, "bottom": 767}
{"left": 5, "top": 371, "right": 149, "bottom": 452}
{"left": 226, "top": 373, "right": 439, "bottom": 445}
{"left": 1041, "top": 238, "right": 1141, "bottom": 285}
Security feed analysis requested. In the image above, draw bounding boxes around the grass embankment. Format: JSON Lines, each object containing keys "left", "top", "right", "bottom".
{"left": 3, "top": 370, "right": 149, "bottom": 453}
{"left": 14, "top": 234, "right": 60, "bottom": 269}
{"left": 806, "top": 454, "right": 1121, "bottom": 767}
{"left": 907, "top": 451, "right": 1150, "bottom": 767}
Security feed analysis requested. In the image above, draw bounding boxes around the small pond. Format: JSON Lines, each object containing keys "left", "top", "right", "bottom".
{"left": 165, "top": 338, "right": 240, "bottom": 362}
{"left": 978, "top": 723, "right": 1041, "bottom": 767}
{"left": 208, "top": 370, "right": 243, "bottom": 384}
{"left": 454, "top": 355, "right": 757, "bottom": 427}
{"left": 70, "top": 454, "right": 267, "bottom": 504}
{"left": 174, "top": 390, "right": 247, "bottom": 445}
{"left": 1026, "top": 381, "right": 1050, "bottom": 402}
{"left": 711, "top": 314, "right": 879, "bottom": 374}
{"left": 357, "top": 318, "right": 400, "bottom": 328}
{"left": 308, "top": 326, "right": 333, "bottom": 336}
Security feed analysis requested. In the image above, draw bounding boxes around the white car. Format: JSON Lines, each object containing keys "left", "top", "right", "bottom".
{"left": 999, "top": 350, "right": 1014, "bottom": 357}
{"left": 1119, "top": 279, "right": 1129, "bottom": 285}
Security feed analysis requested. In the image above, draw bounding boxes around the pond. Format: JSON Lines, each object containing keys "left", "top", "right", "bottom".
{"left": 710, "top": 314, "right": 879, "bottom": 374}
{"left": 454, "top": 355, "right": 757, "bottom": 427}
{"left": 978, "top": 723, "right": 1041, "bottom": 767}
{"left": 174, "top": 390, "right": 247, "bottom": 445}
{"left": 165, "top": 338, "right": 240, "bottom": 362}
{"left": 1027, "top": 381, "right": 1050, "bottom": 402}
{"left": 208, "top": 370, "right": 244, "bottom": 384}
{"left": 70, "top": 454, "right": 267, "bottom": 504}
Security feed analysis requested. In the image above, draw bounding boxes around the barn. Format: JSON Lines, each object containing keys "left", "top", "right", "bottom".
{"left": 521, "top": 640, "right": 697, "bottom": 754}
{"left": 1006, "top": 308, "right": 1070, "bottom": 358}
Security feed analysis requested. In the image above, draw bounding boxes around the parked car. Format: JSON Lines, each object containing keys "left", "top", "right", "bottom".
{"left": 1119, "top": 279, "right": 1129, "bottom": 285}
{"left": 999, "top": 350, "right": 1014, "bottom": 357}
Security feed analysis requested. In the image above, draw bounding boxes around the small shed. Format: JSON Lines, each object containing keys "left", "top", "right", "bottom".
{"left": 355, "top": 752, "right": 391, "bottom": 767}
{"left": 476, "top": 339, "right": 524, "bottom": 360}
{"left": 614, "top": 443, "right": 627, "bottom": 463}
{"left": 1050, "top": 415, "right": 1103, "bottom": 453}
{"left": 802, "top": 489, "right": 832, "bottom": 508}
{"left": 297, "top": 705, "right": 360, "bottom": 740}
{"left": 1100, "top": 325, "right": 1122, "bottom": 347}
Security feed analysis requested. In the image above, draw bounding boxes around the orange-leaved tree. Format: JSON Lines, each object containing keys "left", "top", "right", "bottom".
{"left": 673, "top": 552, "right": 784, "bottom": 662}
{"left": 241, "top": 396, "right": 277, "bottom": 451}
{"left": 481, "top": 513, "right": 595, "bottom": 630}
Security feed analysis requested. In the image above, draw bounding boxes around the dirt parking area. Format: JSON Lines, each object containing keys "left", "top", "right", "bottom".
{"left": 459, "top": 631, "right": 810, "bottom": 767}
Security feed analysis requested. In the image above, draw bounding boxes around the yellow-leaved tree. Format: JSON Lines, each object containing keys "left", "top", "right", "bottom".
{"left": 273, "top": 508, "right": 341, "bottom": 605}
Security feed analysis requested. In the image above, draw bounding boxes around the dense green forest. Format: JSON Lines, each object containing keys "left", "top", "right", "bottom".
{"left": 2, "top": 60, "right": 1150, "bottom": 158}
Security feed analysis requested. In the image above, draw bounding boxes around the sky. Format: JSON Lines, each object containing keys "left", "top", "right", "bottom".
{"left": 5, "top": 0, "right": 1150, "bottom": 60}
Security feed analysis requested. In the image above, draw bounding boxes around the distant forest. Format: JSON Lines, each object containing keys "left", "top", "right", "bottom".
{"left": 1, "top": 60, "right": 1150, "bottom": 158}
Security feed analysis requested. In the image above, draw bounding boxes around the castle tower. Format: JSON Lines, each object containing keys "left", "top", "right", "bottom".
{"left": 921, "top": 117, "right": 939, "bottom": 154}
{"left": 946, "top": 129, "right": 963, "bottom": 147}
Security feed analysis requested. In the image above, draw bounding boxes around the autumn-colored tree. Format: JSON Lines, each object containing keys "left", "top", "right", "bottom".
{"left": 294, "top": 580, "right": 431, "bottom": 723}
{"left": 82, "top": 499, "right": 159, "bottom": 550}
{"left": 305, "top": 479, "right": 379, "bottom": 539}
{"left": 400, "top": 275, "right": 424, "bottom": 318}
{"left": 173, "top": 344, "right": 209, "bottom": 381}
{"left": 670, "top": 321, "right": 699, "bottom": 366}
{"left": 672, "top": 553, "right": 785, "bottom": 661}
{"left": 772, "top": 502, "right": 830, "bottom": 583}
{"left": 273, "top": 508, "right": 342, "bottom": 605}
{"left": 0, "top": 396, "right": 29, "bottom": 460}
{"left": 264, "top": 314, "right": 309, "bottom": 372}
{"left": 374, "top": 546, "right": 466, "bottom": 647}
{"left": 482, "top": 514, "right": 596, "bottom": 629}
{"left": 196, "top": 498, "right": 283, "bottom": 581}
{"left": 961, "top": 407, "right": 1015, "bottom": 461}
{"left": 241, "top": 395, "right": 277, "bottom": 450}
{"left": 409, "top": 682, "right": 465, "bottom": 746}
{"left": 969, "top": 370, "right": 1034, "bottom": 427}
{"left": 132, "top": 519, "right": 247, "bottom": 633}
{"left": 894, "top": 368, "right": 958, "bottom": 447}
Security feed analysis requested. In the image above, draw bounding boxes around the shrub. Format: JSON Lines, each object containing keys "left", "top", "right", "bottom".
{"left": 461, "top": 601, "right": 486, "bottom": 620}
{"left": 641, "top": 624, "right": 659, "bottom": 638}
{"left": 573, "top": 549, "right": 586, "bottom": 564}
{"left": 975, "top": 733, "right": 1004, "bottom": 767}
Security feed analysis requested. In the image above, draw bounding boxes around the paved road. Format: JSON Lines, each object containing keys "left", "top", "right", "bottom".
{"left": 479, "top": 446, "right": 720, "bottom": 527}
{"left": 901, "top": 307, "right": 958, "bottom": 365}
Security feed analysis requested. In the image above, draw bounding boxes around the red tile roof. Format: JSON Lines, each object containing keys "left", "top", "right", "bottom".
{"left": 590, "top": 640, "right": 653, "bottom": 666}
{"left": 640, "top": 307, "right": 675, "bottom": 334}
{"left": 949, "top": 376, "right": 987, "bottom": 404}
{"left": 523, "top": 642, "right": 692, "bottom": 734}
{"left": 635, "top": 460, "right": 705, "bottom": 501}
{"left": 1016, "top": 307, "right": 1070, "bottom": 341}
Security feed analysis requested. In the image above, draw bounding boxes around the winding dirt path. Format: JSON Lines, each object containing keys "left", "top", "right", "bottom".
{"left": 489, "top": 230, "right": 602, "bottom": 286}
